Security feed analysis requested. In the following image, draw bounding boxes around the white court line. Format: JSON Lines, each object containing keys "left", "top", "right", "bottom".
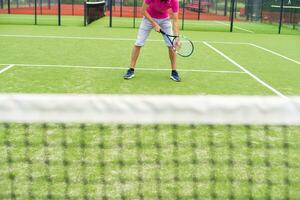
{"left": 249, "top": 43, "right": 300, "bottom": 65}
{"left": 203, "top": 42, "right": 287, "bottom": 98}
{"left": 215, "top": 21, "right": 254, "bottom": 33}
{"left": 202, "top": 41, "right": 300, "bottom": 65}
{"left": 0, "top": 34, "right": 141, "bottom": 41}
{"left": 1, "top": 35, "right": 297, "bottom": 64}
{"left": 0, "top": 64, "right": 14, "bottom": 75}
{"left": 0, "top": 34, "right": 249, "bottom": 44}
{"left": 0, "top": 63, "right": 245, "bottom": 74}
{"left": 204, "top": 41, "right": 249, "bottom": 45}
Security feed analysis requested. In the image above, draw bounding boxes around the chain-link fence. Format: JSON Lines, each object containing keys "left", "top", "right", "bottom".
{"left": 0, "top": 0, "right": 299, "bottom": 34}
{"left": 233, "top": 0, "right": 299, "bottom": 34}
{"left": 107, "top": 0, "right": 299, "bottom": 34}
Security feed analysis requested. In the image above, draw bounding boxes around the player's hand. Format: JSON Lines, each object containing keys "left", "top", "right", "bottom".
{"left": 174, "top": 37, "right": 180, "bottom": 50}
{"left": 153, "top": 23, "right": 161, "bottom": 32}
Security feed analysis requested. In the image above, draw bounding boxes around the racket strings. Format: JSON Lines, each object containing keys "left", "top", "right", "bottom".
{"left": 175, "top": 38, "right": 194, "bottom": 57}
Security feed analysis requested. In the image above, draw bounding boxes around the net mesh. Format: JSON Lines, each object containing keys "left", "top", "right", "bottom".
{"left": 261, "top": 0, "right": 300, "bottom": 27}
{"left": 0, "top": 94, "right": 299, "bottom": 199}
{"left": 84, "top": 1, "right": 105, "bottom": 25}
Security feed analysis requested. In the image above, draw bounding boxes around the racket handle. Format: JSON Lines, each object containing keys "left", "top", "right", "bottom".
{"left": 160, "top": 30, "right": 166, "bottom": 35}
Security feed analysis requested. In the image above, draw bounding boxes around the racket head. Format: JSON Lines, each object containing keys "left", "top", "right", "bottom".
{"left": 173, "top": 36, "right": 194, "bottom": 57}
{"left": 160, "top": 30, "right": 194, "bottom": 57}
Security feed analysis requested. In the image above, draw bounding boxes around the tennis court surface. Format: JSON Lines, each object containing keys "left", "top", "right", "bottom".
{"left": 0, "top": 12, "right": 300, "bottom": 199}
{"left": 0, "top": 19, "right": 299, "bottom": 95}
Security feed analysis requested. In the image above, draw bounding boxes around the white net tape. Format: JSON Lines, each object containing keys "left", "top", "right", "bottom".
{"left": 0, "top": 94, "right": 300, "bottom": 124}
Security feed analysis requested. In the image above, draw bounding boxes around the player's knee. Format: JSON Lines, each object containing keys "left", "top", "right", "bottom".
{"left": 134, "top": 43, "right": 144, "bottom": 47}
{"left": 134, "top": 45, "right": 142, "bottom": 50}
{"left": 135, "top": 34, "right": 148, "bottom": 46}
{"left": 135, "top": 38, "right": 146, "bottom": 46}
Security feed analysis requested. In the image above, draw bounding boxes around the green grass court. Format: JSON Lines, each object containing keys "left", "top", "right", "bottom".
{"left": 0, "top": 15, "right": 300, "bottom": 199}
{"left": 0, "top": 16, "right": 299, "bottom": 96}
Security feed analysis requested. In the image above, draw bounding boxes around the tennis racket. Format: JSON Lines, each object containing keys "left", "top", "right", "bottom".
{"left": 160, "top": 30, "right": 194, "bottom": 57}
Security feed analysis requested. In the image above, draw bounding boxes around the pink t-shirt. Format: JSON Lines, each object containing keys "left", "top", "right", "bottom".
{"left": 145, "top": 0, "right": 179, "bottom": 19}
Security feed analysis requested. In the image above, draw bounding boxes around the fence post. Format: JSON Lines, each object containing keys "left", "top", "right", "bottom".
{"left": 58, "top": 0, "right": 61, "bottom": 26}
{"left": 197, "top": 0, "right": 201, "bottom": 20}
{"left": 120, "top": 0, "right": 122, "bottom": 17}
{"left": 84, "top": 1, "right": 87, "bottom": 26}
{"left": 278, "top": 0, "right": 284, "bottom": 34}
{"left": 72, "top": 0, "right": 74, "bottom": 15}
{"left": 109, "top": 0, "right": 112, "bottom": 27}
{"left": 133, "top": 0, "right": 137, "bottom": 28}
{"left": 35, "top": 0, "right": 37, "bottom": 24}
{"left": 181, "top": 0, "right": 185, "bottom": 30}
{"left": 260, "top": 0, "right": 263, "bottom": 22}
{"left": 230, "top": 0, "right": 235, "bottom": 32}
{"left": 8, "top": 0, "right": 10, "bottom": 14}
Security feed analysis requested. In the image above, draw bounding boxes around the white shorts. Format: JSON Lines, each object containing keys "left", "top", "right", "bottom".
{"left": 135, "top": 17, "right": 173, "bottom": 47}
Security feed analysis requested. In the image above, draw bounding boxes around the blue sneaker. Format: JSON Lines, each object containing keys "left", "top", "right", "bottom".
{"left": 170, "top": 70, "right": 181, "bottom": 82}
{"left": 123, "top": 68, "right": 135, "bottom": 80}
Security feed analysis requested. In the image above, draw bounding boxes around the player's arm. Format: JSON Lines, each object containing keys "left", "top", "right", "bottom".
{"left": 170, "top": 11, "right": 180, "bottom": 48}
{"left": 170, "top": 11, "right": 179, "bottom": 36}
{"left": 141, "top": 2, "right": 161, "bottom": 32}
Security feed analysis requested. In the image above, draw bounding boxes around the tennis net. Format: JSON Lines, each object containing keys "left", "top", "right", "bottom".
{"left": 0, "top": 94, "right": 299, "bottom": 199}
{"left": 84, "top": 1, "right": 105, "bottom": 26}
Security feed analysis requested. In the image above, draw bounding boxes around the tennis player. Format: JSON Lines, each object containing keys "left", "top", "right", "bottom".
{"left": 123, "top": 0, "right": 181, "bottom": 81}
